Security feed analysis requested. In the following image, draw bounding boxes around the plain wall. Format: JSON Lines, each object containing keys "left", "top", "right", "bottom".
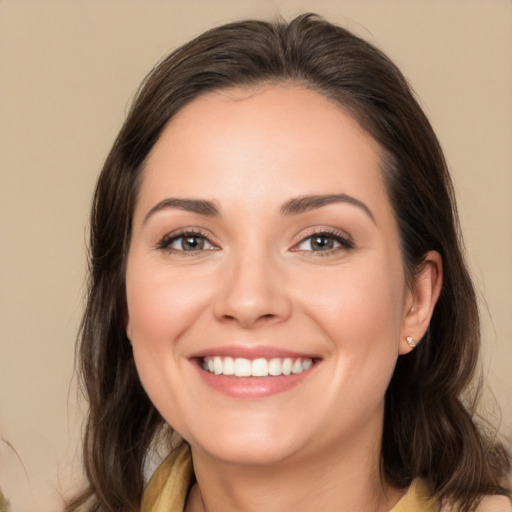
{"left": 0, "top": 1, "right": 511, "bottom": 511}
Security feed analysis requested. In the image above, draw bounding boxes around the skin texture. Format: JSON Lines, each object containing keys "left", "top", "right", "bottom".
{"left": 126, "top": 85, "right": 442, "bottom": 512}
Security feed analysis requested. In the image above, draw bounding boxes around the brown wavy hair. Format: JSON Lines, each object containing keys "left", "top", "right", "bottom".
{"left": 66, "top": 13, "right": 510, "bottom": 512}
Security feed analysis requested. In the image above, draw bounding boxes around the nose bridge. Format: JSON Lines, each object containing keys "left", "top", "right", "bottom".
{"left": 213, "top": 241, "right": 291, "bottom": 328}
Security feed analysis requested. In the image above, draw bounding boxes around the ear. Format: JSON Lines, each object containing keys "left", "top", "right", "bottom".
{"left": 399, "top": 250, "right": 443, "bottom": 354}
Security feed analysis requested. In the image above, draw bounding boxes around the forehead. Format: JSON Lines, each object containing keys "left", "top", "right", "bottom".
{"left": 152, "top": 84, "right": 378, "bottom": 158}
{"left": 138, "top": 85, "right": 390, "bottom": 219}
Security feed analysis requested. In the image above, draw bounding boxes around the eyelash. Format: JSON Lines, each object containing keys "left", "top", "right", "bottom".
{"left": 156, "top": 228, "right": 354, "bottom": 255}
{"left": 292, "top": 229, "right": 354, "bottom": 255}
{"left": 156, "top": 229, "right": 217, "bottom": 254}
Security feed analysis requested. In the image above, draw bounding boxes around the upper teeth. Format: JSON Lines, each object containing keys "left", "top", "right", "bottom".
{"left": 202, "top": 356, "right": 313, "bottom": 377}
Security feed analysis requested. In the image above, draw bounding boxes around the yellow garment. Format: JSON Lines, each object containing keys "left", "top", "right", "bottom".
{"left": 0, "top": 488, "right": 9, "bottom": 512}
{"left": 141, "top": 443, "right": 439, "bottom": 512}
{"left": 142, "top": 444, "right": 194, "bottom": 512}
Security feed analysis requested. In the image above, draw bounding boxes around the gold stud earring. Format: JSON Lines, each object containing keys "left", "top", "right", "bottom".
{"left": 406, "top": 336, "right": 416, "bottom": 348}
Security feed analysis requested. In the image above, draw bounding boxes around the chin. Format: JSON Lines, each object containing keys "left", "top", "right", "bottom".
{"left": 183, "top": 418, "right": 310, "bottom": 467}
{"left": 194, "top": 438, "right": 303, "bottom": 467}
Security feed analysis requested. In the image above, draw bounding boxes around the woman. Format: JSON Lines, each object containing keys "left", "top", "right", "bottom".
{"left": 67, "top": 14, "right": 511, "bottom": 512}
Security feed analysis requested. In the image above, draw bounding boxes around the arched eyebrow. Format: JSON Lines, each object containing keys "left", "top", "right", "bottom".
{"left": 280, "top": 194, "right": 375, "bottom": 224}
{"left": 143, "top": 193, "right": 375, "bottom": 225}
{"left": 143, "top": 198, "right": 219, "bottom": 225}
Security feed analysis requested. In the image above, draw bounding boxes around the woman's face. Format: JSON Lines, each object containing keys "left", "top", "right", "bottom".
{"left": 126, "top": 85, "right": 413, "bottom": 466}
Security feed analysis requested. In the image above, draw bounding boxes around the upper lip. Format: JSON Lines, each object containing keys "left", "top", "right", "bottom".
{"left": 187, "top": 345, "right": 321, "bottom": 360}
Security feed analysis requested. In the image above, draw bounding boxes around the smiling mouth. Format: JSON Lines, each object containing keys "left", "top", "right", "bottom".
{"left": 201, "top": 356, "right": 314, "bottom": 377}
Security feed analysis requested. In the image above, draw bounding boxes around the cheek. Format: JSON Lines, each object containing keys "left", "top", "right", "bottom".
{"left": 298, "top": 261, "right": 405, "bottom": 343}
{"left": 126, "top": 263, "right": 209, "bottom": 347}
{"left": 295, "top": 258, "right": 406, "bottom": 403}
{"left": 124, "top": 261, "right": 208, "bottom": 407}
{"left": 125, "top": 262, "right": 211, "bottom": 432}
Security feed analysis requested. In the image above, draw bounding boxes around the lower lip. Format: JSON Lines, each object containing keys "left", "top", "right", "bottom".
{"left": 194, "top": 363, "right": 316, "bottom": 398}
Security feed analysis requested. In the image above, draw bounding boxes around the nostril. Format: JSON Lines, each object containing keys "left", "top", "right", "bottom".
{"left": 220, "top": 312, "right": 277, "bottom": 325}
{"left": 213, "top": 281, "right": 293, "bottom": 327}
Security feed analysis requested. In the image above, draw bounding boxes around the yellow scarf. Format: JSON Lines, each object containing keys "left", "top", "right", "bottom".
{"left": 141, "top": 445, "right": 512, "bottom": 511}
{"left": 141, "top": 444, "right": 439, "bottom": 512}
{"left": 141, "top": 443, "right": 194, "bottom": 512}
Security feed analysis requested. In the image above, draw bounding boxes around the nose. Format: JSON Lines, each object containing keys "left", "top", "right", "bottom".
{"left": 212, "top": 251, "right": 292, "bottom": 329}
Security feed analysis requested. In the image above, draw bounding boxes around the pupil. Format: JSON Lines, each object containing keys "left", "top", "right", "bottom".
{"left": 183, "top": 236, "right": 203, "bottom": 250}
{"left": 312, "top": 236, "right": 333, "bottom": 251}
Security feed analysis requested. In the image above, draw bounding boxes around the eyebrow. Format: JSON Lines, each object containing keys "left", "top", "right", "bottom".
{"left": 143, "top": 198, "right": 219, "bottom": 225}
{"left": 143, "top": 193, "right": 375, "bottom": 225}
{"left": 280, "top": 194, "right": 375, "bottom": 223}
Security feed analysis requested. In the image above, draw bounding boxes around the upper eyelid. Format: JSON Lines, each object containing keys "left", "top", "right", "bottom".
{"left": 290, "top": 229, "right": 355, "bottom": 252}
{"left": 156, "top": 228, "right": 216, "bottom": 249}
{"left": 294, "top": 227, "right": 354, "bottom": 245}
{"left": 155, "top": 226, "right": 354, "bottom": 250}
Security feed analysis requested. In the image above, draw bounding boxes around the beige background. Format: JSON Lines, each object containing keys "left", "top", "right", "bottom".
{"left": 0, "top": 1, "right": 511, "bottom": 511}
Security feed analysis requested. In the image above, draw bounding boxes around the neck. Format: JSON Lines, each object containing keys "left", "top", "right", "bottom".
{"left": 185, "top": 425, "right": 404, "bottom": 512}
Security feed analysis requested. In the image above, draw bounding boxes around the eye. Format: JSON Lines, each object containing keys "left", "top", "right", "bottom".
{"left": 157, "top": 231, "right": 216, "bottom": 253}
{"left": 294, "top": 231, "right": 354, "bottom": 253}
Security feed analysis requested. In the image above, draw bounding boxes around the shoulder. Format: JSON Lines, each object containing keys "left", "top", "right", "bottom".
{"left": 441, "top": 492, "right": 511, "bottom": 512}
{"left": 395, "top": 480, "right": 511, "bottom": 512}
{"left": 440, "top": 492, "right": 512, "bottom": 512}
{"left": 471, "top": 495, "right": 512, "bottom": 512}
